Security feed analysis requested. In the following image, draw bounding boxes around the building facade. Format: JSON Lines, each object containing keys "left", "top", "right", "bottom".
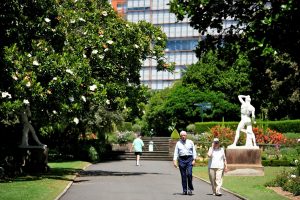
{"left": 110, "top": 0, "right": 200, "bottom": 89}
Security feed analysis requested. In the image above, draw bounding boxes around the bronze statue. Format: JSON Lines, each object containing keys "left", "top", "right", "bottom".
{"left": 19, "top": 103, "right": 45, "bottom": 147}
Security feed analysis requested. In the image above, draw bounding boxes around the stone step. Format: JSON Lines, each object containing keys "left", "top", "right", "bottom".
{"left": 108, "top": 137, "right": 173, "bottom": 161}
{"left": 120, "top": 157, "right": 173, "bottom": 161}
{"left": 142, "top": 137, "right": 170, "bottom": 142}
{"left": 119, "top": 153, "right": 173, "bottom": 161}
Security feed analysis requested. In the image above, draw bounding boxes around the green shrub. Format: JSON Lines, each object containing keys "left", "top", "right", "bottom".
{"left": 280, "top": 147, "right": 299, "bottom": 162}
{"left": 262, "top": 159, "right": 293, "bottom": 166}
{"left": 170, "top": 129, "right": 180, "bottom": 139}
{"left": 195, "top": 122, "right": 238, "bottom": 133}
{"left": 195, "top": 120, "right": 300, "bottom": 133}
{"left": 132, "top": 124, "right": 141, "bottom": 133}
{"left": 118, "top": 122, "right": 133, "bottom": 132}
{"left": 88, "top": 146, "right": 99, "bottom": 162}
{"left": 117, "top": 131, "right": 135, "bottom": 144}
{"left": 265, "top": 170, "right": 289, "bottom": 187}
{"left": 263, "top": 160, "right": 300, "bottom": 196}
{"left": 265, "top": 120, "right": 300, "bottom": 133}
{"left": 186, "top": 124, "right": 196, "bottom": 134}
{"left": 283, "top": 177, "right": 300, "bottom": 196}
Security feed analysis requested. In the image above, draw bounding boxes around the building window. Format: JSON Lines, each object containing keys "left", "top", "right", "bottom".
{"left": 166, "top": 40, "right": 198, "bottom": 51}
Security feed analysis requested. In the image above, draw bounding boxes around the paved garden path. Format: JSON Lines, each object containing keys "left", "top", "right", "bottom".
{"left": 58, "top": 160, "right": 243, "bottom": 200}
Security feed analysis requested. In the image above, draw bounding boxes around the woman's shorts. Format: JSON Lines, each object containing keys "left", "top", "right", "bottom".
{"left": 135, "top": 152, "right": 142, "bottom": 156}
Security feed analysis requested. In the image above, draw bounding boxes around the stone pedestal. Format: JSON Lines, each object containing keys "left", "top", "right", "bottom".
{"left": 225, "top": 148, "right": 264, "bottom": 176}
{"left": 19, "top": 145, "right": 49, "bottom": 173}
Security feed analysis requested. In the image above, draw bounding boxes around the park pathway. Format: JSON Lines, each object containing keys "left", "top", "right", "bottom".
{"left": 58, "top": 160, "right": 243, "bottom": 200}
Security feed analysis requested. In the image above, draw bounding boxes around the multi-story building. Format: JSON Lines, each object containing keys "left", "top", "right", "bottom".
{"left": 110, "top": 0, "right": 200, "bottom": 89}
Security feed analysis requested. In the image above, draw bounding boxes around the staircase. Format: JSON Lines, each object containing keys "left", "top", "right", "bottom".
{"left": 109, "top": 137, "right": 173, "bottom": 161}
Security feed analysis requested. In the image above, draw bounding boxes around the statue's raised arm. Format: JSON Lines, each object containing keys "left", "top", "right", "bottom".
{"left": 238, "top": 95, "right": 247, "bottom": 104}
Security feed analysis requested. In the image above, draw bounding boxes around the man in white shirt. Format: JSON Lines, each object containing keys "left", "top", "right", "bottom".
{"left": 173, "top": 131, "right": 197, "bottom": 195}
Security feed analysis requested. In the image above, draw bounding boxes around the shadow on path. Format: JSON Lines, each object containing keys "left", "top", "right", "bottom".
{"left": 79, "top": 170, "right": 162, "bottom": 177}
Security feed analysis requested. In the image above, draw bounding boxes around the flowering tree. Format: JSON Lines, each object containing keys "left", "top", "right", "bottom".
{"left": 0, "top": 0, "right": 171, "bottom": 146}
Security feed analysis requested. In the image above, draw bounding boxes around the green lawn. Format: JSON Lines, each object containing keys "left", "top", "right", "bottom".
{"left": 0, "top": 161, "right": 90, "bottom": 200}
{"left": 193, "top": 166, "right": 290, "bottom": 200}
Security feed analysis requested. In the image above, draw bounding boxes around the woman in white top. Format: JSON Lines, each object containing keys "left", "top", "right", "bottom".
{"left": 207, "top": 138, "right": 227, "bottom": 196}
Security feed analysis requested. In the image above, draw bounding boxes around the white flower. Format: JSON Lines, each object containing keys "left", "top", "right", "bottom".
{"left": 52, "top": 110, "right": 57, "bottom": 114}
{"left": 81, "top": 96, "right": 86, "bottom": 102}
{"left": 12, "top": 75, "right": 18, "bottom": 80}
{"left": 68, "top": 96, "right": 74, "bottom": 102}
{"left": 102, "top": 11, "right": 108, "bottom": 16}
{"left": 83, "top": 54, "right": 87, "bottom": 58}
{"left": 70, "top": 19, "right": 75, "bottom": 23}
{"left": 23, "top": 99, "right": 30, "bottom": 104}
{"left": 291, "top": 174, "right": 296, "bottom": 178}
{"left": 53, "top": 77, "right": 57, "bottom": 81}
{"left": 106, "top": 99, "right": 110, "bottom": 105}
{"left": 134, "top": 44, "right": 139, "bottom": 49}
{"left": 27, "top": 53, "right": 32, "bottom": 57}
{"left": 98, "top": 55, "right": 104, "bottom": 59}
{"left": 157, "top": 37, "right": 161, "bottom": 40}
{"left": 107, "top": 40, "right": 113, "bottom": 44}
{"left": 89, "top": 84, "right": 97, "bottom": 91}
{"left": 44, "top": 18, "right": 51, "bottom": 23}
{"left": 73, "top": 117, "right": 79, "bottom": 124}
{"left": 126, "top": 24, "right": 130, "bottom": 28}
{"left": 66, "top": 69, "right": 74, "bottom": 75}
{"left": 295, "top": 160, "right": 299, "bottom": 164}
{"left": 33, "top": 60, "right": 40, "bottom": 66}
{"left": 79, "top": 17, "right": 86, "bottom": 22}
{"left": 1, "top": 91, "right": 12, "bottom": 99}
{"left": 92, "top": 50, "right": 98, "bottom": 54}
{"left": 104, "top": 48, "right": 109, "bottom": 52}
{"left": 26, "top": 81, "right": 31, "bottom": 87}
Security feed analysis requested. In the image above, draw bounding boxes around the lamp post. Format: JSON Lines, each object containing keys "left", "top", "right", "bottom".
{"left": 194, "top": 102, "right": 212, "bottom": 122}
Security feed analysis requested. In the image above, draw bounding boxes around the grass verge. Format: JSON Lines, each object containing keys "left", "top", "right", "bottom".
{"left": 0, "top": 161, "right": 90, "bottom": 200}
{"left": 193, "top": 166, "right": 290, "bottom": 200}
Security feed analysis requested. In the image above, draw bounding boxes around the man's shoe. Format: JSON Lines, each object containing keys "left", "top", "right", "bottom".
{"left": 216, "top": 193, "right": 222, "bottom": 196}
{"left": 187, "top": 190, "right": 193, "bottom": 195}
{"left": 182, "top": 191, "right": 187, "bottom": 195}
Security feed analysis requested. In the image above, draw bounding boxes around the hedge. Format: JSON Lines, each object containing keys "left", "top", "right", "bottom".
{"left": 195, "top": 120, "right": 300, "bottom": 133}
{"left": 262, "top": 159, "right": 295, "bottom": 166}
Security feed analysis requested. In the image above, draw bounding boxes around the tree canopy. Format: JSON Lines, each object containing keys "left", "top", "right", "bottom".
{"left": 0, "top": 0, "right": 172, "bottom": 145}
{"left": 170, "top": 0, "right": 300, "bottom": 119}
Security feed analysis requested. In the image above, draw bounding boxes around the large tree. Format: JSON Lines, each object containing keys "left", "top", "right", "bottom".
{"left": 0, "top": 0, "right": 171, "bottom": 148}
{"left": 170, "top": 0, "right": 300, "bottom": 119}
{"left": 144, "top": 80, "right": 239, "bottom": 135}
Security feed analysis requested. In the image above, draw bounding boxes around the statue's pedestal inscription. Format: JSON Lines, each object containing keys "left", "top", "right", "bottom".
{"left": 225, "top": 148, "right": 264, "bottom": 176}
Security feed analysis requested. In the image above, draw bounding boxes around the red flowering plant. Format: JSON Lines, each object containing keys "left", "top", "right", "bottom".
{"left": 79, "top": 132, "right": 98, "bottom": 140}
{"left": 253, "top": 127, "right": 287, "bottom": 145}
{"left": 209, "top": 125, "right": 290, "bottom": 146}
{"left": 209, "top": 125, "right": 241, "bottom": 146}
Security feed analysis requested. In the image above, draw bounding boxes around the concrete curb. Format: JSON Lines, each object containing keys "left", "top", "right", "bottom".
{"left": 54, "top": 163, "right": 92, "bottom": 200}
{"left": 193, "top": 175, "right": 248, "bottom": 200}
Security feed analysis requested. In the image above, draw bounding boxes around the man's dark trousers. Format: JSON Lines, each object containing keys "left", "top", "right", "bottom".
{"left": 178, "top": 156, "right": 194, "bottom": 193}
